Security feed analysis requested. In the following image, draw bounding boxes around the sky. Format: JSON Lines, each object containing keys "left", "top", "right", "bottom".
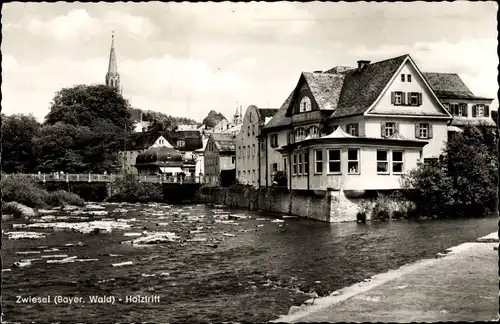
{"left": 2, "top": 1, "right": 498, "bottom": 123}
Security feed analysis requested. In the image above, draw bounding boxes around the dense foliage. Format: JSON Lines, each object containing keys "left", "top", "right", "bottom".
{"left": 0, "top": 174, "right": 84, "bottom": 208}
{"left": 45, "top": 84, "right": 133, "bottom": 130}
{"left": 1, "top": 84, "right": 132, "bottom": 174}
{"left": 1, "top": 114, "right": 42, "bottom": 173}
{"left": 202, "top": 110, "right": 226, "bottom": 128}
{"left": 106, "top": 174, "right": 163, "bottom": 203}
{"left": 403, "top": 125, "right": 498, "bottom": 217}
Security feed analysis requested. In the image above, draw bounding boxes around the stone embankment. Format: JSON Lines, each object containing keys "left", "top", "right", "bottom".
{"left": 199, "top": 185, "right": 413, "bottom": 223}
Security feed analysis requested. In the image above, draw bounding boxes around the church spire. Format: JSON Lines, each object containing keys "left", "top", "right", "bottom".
{"left": 106, "top": 31, "right": 120, "bottom": 91}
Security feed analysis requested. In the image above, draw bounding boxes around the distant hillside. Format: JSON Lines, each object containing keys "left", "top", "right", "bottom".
{"left": 202, "top": 110, "right": 226, "bottom": 128}
{"left": 129, "top": 108, "right": 200, "bottom": 131}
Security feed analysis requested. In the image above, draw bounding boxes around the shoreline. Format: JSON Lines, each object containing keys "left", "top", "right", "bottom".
{"left": 273, "top": 231, "right": 499, "bottom": 323}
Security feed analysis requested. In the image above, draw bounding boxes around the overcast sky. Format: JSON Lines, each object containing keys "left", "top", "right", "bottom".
{"left": 2, "top": 1, "right": 498, "bottom": 122}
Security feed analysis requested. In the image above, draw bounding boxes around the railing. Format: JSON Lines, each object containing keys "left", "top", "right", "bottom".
{"left": 2, "top": 174, "right": 204, "bottom": 184}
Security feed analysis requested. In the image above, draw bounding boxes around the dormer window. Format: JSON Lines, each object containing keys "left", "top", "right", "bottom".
{"left": 308, "top": 126, "right": 319, "bottom": 138}
{"left": 177, "top": 140, "right": 185, "bottom": 147}
{"left": 294, "top": 128, "right": 305, "bottom": 142}
{"left": 299, "top": 96, "right": 312, "bottom": 113}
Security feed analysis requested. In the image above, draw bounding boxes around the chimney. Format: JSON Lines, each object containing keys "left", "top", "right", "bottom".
{"left": 357, "top": 60, "right": 371, "bottom": 72}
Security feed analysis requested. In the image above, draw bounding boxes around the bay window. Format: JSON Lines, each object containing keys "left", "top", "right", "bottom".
{"left": 327, "top": 149, "right": 341, "bottom": 174}
{"left": 377, "top": 150, "right": 389, "bottom": 174}
{"left": 347, "top": 149, "right": 359, "bottom": 174}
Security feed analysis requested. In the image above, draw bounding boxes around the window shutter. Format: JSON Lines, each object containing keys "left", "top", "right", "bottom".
{"left": 380, "top": 123, "right": 385, "bottom": 137}
{"left": 418, "top": 93, "right": 423, "bottom": 106}
{"left": 407, "top": 92, "right": 411, "bottom": 105}
{"left": 485, "top": 105, "right": 490, "bottom": 117}
{"left": 472, "top": 105, "right": 476, "bottom": 117}
{"left": 391, "top": 92, "right": 395, "bottom": 104}
{"left": 428, "top": 124, "right": 433, "bottom": 139}
{"left": 395, "top": 122, "right": 400, "bottom": 133}
{"left": 414, "top": 124, "right": 420, "bottom": 139}
{"left": 462, "top": 104, "right": 468, "bottom": 117}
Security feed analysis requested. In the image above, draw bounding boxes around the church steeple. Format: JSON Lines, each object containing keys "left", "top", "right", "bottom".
{"left": 106, "top": 31, "right": 120, "bottom": 91}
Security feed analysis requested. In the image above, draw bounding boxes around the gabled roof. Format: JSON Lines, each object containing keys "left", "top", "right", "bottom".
{"left": 209, "top": 133, "right": 236, "bottom": 152}
{"left": 330, "top": 54, "right": 409, "bottom": 118}
{"left": 262, "top": 91, "right": 294, "bottom": 130}
{"left": 422, "top": 72, "right": 476, "bottom": 99}
{"left": 302, "top": 72, "right": 346, "bottom": 110}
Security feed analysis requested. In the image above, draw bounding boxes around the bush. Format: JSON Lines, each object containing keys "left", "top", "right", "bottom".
{"left": 106, "top": 174, "right": 163, "bottom": 203}
{"left": 47, "top": 190, "right": 85, "bottom": 207}
{"left": 272, "top": 171, "right": 287, "bottom": 187}
{"left": 0, "top": 174, "right": 49, "bottom": 208}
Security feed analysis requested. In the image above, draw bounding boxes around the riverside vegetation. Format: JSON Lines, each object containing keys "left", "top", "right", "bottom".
{"left": 1, "top": 174, "right": 84, "bottom": 218}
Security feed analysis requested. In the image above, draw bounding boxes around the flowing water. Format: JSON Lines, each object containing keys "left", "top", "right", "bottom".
{"left": 2, "top": 202, "right": 497, "bottom": 323}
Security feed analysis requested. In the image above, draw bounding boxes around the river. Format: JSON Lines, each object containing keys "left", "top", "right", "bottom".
{"left": 2, "top": 202, "right": 497, "bottom": 323}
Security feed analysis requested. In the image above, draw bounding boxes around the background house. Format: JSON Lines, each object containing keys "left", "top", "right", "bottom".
{"left": 422, "top": 72, "right": 495, "bottom": 129}
{"left": 120, "top": 129, "right": 202, "bottom": 175}
{"left": 235, "top": 105, "right": 278, "bottom": 186}
{"left": 204, "top": 133, "right": 236, "bottom": 185}
{"left": 134, "top": 146, "right": 185, "bottom": 176}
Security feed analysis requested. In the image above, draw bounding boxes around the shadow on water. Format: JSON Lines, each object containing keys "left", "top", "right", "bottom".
{"left": 1, "top": 202, "right": 497, "bottom": 323}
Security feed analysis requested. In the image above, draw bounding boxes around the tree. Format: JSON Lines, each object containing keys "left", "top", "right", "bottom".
{"left": 403, "top": 125, "right": 498, "bottom": 217}
{"left": 1, "top": 113, "right": 42, "bottom": 173}
{"left": 44, "top": 84, "right": 133, "bottom": 130}
{"left": 202, "top": 110, "right": 226, "bottom": 128}
{"left": 33, "top": 121, "right": 125, "bottom": 173}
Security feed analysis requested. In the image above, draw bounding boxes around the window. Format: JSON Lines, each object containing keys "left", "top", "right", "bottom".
{"left": 401, "top": 74, "right": 405, "bottom": 82}
{"left": 298, "top": 153, "right": 303, "bottom": 175}
{"left": 407, "top": 74, "right": 412, "bottom": 82}
{"left": 252, "top": 125, "right": 255, "bottom": 136}
{"left": 308, "top": 126, "right": 319, "bottom": 138}
{"left": 408, "top": 92, "right": 422, "bottom": 106}
{"left": 382, "top": 122, "right": 396, "bottom": 137}
{"left": 415, "top": 123, "right": 432, "bottom": 139}
{"left": 177, "top": 140, "right": 185, "bottom": 147}
{"left": 327, "top": 149, "right": 341, "bottom": 173}
{"left": 292, "top": 154, "right": 297, "bottom": 175}
{"left": 237, "top": 146, "right": 241, "bottom": 158}
{"left": 287, "top": 132, "right": 295, "bottom": 144}
{"left": 392, "top": 151, "right": 404, "bottom": 174}
{"left": 392, "top": 91, "right": 404, "bottom": 105}
{"left": 377, "top": 150, "right": 389, "bottom": 174}
{"left": 314, "top": 150, "right": 323, "bottom": 173}
{"left": 270, "top": 134, "right": 279, "bottom": 148}
{"left": 346, "top": 123, "right": 359, "bottom": 136}
{"left": 232, "top": 156, "right": 235, "bottom": 164}
{"left": 252, "top": 144, "right": 256, "bottom": 157}
{"left": 451, "top": 103, "right": 467, "bottom": 117}
{"left": 473, "top": 104, "right": 488, "bottom": 117}
{"left": 242, "top": 147, "right": 246, "bottom": 158}
{"left": 272, "top": 163, "right": 278, "bottom": 173}
{"left": 347, "top": 149, "right": 359, "bottom": 174}
{"left": 247, "top": 126, "right": 250, "bottom": 136}
{"left": 304, "top": 152, "right": 309, "bottom": 175}
{"left": 247, "top": 146, "right": 250, "bottom": 158}
{"left": 295, "top": 128, "right": 305, "bottom": 142}
{"left": 283, "top": 156, "right": 287, "bottom": 172}
{"left": 299, "top": 96, "right": 312, "bottom": 112}
{"left": 260, "top": 138, "right": 265, "bottom": 150}
{"left": 252, "top": 170, "right": 256, "bottom": 181}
